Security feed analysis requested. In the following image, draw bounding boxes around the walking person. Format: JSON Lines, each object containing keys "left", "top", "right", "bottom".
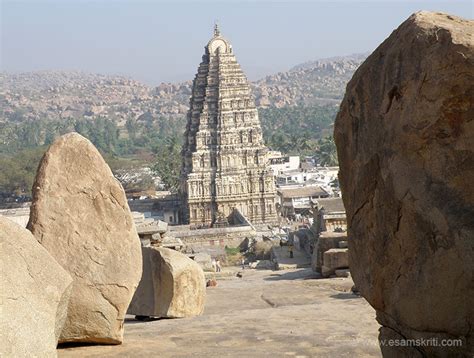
{"left": 288, "top": 235, "right": 294, "bottom": 259}
{"left": 241, "top": 257, "right": 245, "bottom": 270}
{"left": 216, "top": 259, "right": 222, "bottom": 272}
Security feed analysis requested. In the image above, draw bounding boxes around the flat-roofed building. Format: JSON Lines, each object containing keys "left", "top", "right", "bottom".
{"left": 277, "top": 185, "right": 329, "bottom": 217}
{"left": 268, "top": 153, "right": 300, "bottom": 174}
{"left": 314, "top": 197, "right": 347, "bottom": 232}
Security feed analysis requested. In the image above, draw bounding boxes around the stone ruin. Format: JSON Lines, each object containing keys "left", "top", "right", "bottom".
{"left": 133, "top": 213, "right": 184, "bottom": 251}
{"left": 310, "top": 197, "right": 350, "bottom": 278}
{"left": 335, "top": 11, "right": 474, "bottom": 357}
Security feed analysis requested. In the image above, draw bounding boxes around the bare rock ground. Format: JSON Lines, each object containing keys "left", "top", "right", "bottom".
{"left": 59, "top": 268, "right": 381, "bottom": 357}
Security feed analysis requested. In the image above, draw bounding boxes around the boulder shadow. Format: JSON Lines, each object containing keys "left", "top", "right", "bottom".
{"left": 57, "top": 342, "right": 112, "bottom": 349}
{"left": 124, "top": 316, "right": 161, "bottom": 325}
{"left": 330, "top": 292, "right": 361, "bottom": 300}
{"left": 264, "top": 269, "right": 321, "bottom": 281}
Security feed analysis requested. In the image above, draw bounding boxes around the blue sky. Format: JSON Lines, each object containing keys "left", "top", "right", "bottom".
{"left": 1, "top": 1, "right": 472, "bottom": 84}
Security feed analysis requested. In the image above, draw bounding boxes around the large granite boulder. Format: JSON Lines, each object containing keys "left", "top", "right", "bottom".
{"left": 334, "top": 12, "right": 474, "bottom": 357}
{"left": 27, "top": 133, "right": 142, "bottom": 344}
{"left": 128, "top": 247, "right": 206, "bottom": 318}
{"left": 0, "top": 217, "right": 73, "bottom": 357}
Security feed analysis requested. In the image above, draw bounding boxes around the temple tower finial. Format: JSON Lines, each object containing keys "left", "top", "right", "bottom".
{"left": 213, "top": 21, "right": 220, "bottom": 37}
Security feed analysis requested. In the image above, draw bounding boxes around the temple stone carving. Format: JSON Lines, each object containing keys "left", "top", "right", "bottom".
{"left": 180, "top": 25, "right": 277, "bottom": 226}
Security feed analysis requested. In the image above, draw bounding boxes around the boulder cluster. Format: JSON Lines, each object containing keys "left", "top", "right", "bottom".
{"left": 335, "top": 11, "right": 474, "bottom": 357}
{"left": 1, "top": 133, "right": 206, "bottom": 356}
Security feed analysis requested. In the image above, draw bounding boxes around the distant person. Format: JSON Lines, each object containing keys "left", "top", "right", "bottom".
{"left": 211, "top": 258, "right": 217, "bottom": 272}
{"left": 288, "top": 244, "right": 294, "bottom": 258}
{"left": 241, "top": 257, "right": 245, "bottom": 270}
{"left": 216, "top": 259, "right": 222, "bottom": 272}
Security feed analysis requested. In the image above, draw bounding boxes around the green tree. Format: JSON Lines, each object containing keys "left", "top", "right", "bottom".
{"left": 259, "top": 104, "right": 338, "bottom": 155}
{"left": 152, "top": 135, "right": 182, "bottom": 192}
{"left": 0, "top": 147, "right": 46, "bottom": 196}
{"left": 126, "top": 119, "right": 138, "bottom": 143}
{"left": 318, "top": 135, "right": 338, "bottom": 166}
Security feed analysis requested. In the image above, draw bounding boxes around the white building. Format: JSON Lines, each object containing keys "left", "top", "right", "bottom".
{"left": 276, "top": 170, "right": 306, "bottom": 185}
{"left": 268, "top": 151, "right": 300, "bottom": 174}
{"left": 276, "top": 166, "right": 340, "bottom": 195}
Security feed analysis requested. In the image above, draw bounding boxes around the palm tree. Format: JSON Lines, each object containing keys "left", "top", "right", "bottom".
{"left": 318, "top": 136, "right": 338, "bottom": 166}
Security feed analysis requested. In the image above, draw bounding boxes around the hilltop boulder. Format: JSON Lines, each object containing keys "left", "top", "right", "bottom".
{"left": 335, "top": 11, "right": 474, "bottom": 356}
{"left": 28, "top": 133, "right": 142, "bottom": 344}
{"left": 0, "top": 217, "right": 73, "bottom": 357}
{"left": 128, "top": 247, "right": 206, "bottom": 318}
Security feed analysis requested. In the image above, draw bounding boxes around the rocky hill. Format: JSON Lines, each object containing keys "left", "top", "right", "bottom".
{"left": 0, "top": 71, "right": 191, "bottom": 125}
{"left": 0, "top": 53, "right": 366, "bottom": 124}
{"left": 252, "top": 53, "right": 367, "bottom": 108}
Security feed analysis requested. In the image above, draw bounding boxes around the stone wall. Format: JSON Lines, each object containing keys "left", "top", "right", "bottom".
{"left": 311, "top": 232, "right": 347, "bottom": 273}
{"left": 170, "top": 224, "right": 255, "bottom": 250}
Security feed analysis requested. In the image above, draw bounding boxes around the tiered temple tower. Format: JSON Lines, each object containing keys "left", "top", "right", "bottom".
{"left": 180, "top": 25, "right": 277, "bottom": 226}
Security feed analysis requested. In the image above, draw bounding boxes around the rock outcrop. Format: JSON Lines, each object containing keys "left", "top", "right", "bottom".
{"left": 0, "top": 217, "right": 73, "bottom": 357}
{"left": 27, "top": 133, "right": 142, "bottom": 344}
{"left": 334, "top": 11, "right": 474, "bottom": 357}
{"left": 128, "top": 247, "right": 206, "bottom": 318}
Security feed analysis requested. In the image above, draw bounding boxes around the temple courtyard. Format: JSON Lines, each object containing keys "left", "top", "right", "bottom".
{"left": 59, "top": 268, "right": 381, "bottom": 357}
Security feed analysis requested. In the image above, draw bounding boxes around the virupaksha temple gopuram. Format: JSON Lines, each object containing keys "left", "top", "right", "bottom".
{"left": 179, "top": 24, "right": 278, "bottom": 227}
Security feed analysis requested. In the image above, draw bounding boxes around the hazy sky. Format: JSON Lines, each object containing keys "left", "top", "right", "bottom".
{"left": 1, "top": 0, "right": 472, "bottom": 84}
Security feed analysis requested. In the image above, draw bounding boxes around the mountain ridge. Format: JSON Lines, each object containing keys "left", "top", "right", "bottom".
{"left": 0, "top": 53, "right": 367, "bottom": 124}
